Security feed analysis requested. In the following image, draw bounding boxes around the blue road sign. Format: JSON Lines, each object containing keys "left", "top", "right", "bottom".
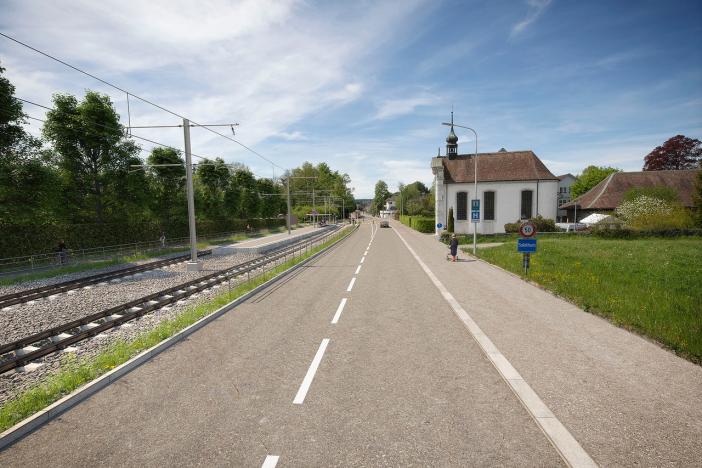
{"left": 437, "top": 223, "right": 443, "bottom": 228}
{"left": 471, "top": 210, "right": 480, "bottom": 222}
{"left": 517, "top": 238, "right": 537, "bottom": 253}
{"left": 471, "top": 199, "right": 480, "bottom": 210}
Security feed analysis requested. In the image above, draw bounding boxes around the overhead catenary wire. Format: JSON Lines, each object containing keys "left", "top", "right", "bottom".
{"left": 0, "top": 31, "right": 284, "bottom": 171}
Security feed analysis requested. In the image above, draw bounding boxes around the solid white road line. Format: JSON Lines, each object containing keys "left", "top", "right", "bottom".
{"left": 364, "top": 250, "right": 368, "bottom": 255}
{"left": 355, "top": 265, "right": 362, "bottom": 275}
{"left": 261, "top": 455, "right": 279, "bottom": 468}
{"left": 293, "top": 339, "right": 330, "bottom": 404}
{"left": 393, "top": 228, "right": 597, "bottom": 468}
{"left": 360, "top": 256, "right": 365, "bottom": 263}
{"left": 346, "top": 277, "right": 356, "bottom": 292}
{"left": 331, "top": 298, "right": 348, "bottom": 324}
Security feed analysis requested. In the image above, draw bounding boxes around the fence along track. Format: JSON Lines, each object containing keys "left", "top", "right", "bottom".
{"left": 0, "top": 226, "right": 347, "bottom": 374}
{"left": 0, "top": 250, "right": 213, "bottom": 310}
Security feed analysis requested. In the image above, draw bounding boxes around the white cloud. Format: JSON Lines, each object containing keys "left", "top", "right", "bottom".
{"left": 0, "top": 0, "right": 426, "bottom": 173}
{"left": 275, "top": 131, "right": 307, "bottom": 141}
{"left": 373, "top": 94, "right": 437, "bottom": 120}
{"left": 510, "top": 0, "right": 552, "bottom": 37}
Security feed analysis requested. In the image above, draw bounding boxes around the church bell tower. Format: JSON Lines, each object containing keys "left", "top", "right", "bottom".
{"left": 446, "top": 112, "right": 458, "bottom": 160}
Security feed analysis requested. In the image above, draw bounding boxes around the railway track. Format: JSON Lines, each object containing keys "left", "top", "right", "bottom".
{"left": 0, "top": 250, "right": 213, "bottom": 310}
{"left": 0, "top": 226, "right": 347, "bottom": 374}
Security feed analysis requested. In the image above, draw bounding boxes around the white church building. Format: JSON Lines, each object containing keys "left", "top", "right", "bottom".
{"left": 431, "top": 117, "right": 559, "bottom": 235}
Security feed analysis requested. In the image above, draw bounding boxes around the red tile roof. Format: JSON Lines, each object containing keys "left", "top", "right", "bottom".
{"left": 562, "top": 170, "right": 699, "bottom": 209}
{"left": 436, "top": 151, "right": 558, "bottom": 183}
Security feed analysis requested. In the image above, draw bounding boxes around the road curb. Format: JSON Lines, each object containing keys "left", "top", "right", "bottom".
{"left": 0, "top": 226, "right": 357, "bottom": 451}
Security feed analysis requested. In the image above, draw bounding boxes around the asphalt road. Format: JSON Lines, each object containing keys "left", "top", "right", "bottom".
{"left": 1, "top": 220, "right": 700, "bottom": 467}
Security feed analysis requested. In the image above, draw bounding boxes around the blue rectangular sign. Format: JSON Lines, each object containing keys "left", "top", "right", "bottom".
{"left": 471, "top": 199, "right": 480, "bottom": 210}
{"left": 517, "top": 238, "right": 537, "bottom": 253}
{"left": 471, "top": 210, "right": 480, "bottom": 222}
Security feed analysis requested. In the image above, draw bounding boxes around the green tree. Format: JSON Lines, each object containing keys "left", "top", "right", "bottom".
{"left": 372, "top": 180, "right": 390, "bottom": 215}
{"left": 42, "top": 91, "right": 141, "bottom": 223}
{"left": 195, "top": 157, "right": 230, "bottom": 220}
{"left": 447, "top": 207, "right": 454, "bottom": 233}
{"left": 231, "top": 168, "right": 260, "bottom": 218}
{"left": 0, "top": 65, "right": 58, "bottom": 224}
{"left": 571, "top": 165, "right": 621, "bottom": 199}
{"left": 257, "top": 178, "right": 284, "bottom": 218}
{"left": 147, "top": 147, "right": 185, "bottom": 224}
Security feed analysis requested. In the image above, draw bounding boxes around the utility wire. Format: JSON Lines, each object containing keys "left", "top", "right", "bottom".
{"left": 1, "top": 31, "right": 284, "bottom": 170}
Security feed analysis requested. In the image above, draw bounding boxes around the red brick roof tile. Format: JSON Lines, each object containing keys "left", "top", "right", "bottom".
{"left": 437, "top": 151, "right": 558, "bottom": 183}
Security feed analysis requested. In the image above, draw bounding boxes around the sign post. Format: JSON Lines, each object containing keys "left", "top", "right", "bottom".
{"left": 517, "top": 221, "right": 537, "bottom": 275}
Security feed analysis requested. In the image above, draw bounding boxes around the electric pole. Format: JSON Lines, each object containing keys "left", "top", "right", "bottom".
{"left": 183, "top": 118, "right": 201, "bottom": 271}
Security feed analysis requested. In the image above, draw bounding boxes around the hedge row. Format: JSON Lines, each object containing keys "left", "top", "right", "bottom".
{"left": 400, "top": 215, "right": 435, "bottom": 233}
{"left": 0, "top": 218, "right": 286, "bottom": 258}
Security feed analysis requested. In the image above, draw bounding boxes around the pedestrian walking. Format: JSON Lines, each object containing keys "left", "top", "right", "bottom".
{"left": 449, "top": 234, "right": 458, "bottom": 262}
{"left": 159, "top": 232, "right": 166, "bottom": 248}
{"left": 57, "top": 239, "right": 68, "bottom": 265}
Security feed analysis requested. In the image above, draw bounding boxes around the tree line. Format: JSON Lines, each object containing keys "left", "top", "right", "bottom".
{"left": 0, "top": 66, "right": 289, "bottom": 227}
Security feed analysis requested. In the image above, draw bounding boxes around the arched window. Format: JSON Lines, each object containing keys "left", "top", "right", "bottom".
{"left": 456, "top": 191, "right": 467, "bottom": 220}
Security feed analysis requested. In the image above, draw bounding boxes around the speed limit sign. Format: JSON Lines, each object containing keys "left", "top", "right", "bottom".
{"left": 519, "top": 221, "right": 537, "bottom": 238}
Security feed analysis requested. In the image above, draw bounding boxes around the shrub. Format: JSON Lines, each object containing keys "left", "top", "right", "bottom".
{"left": 447, "top": 208, "right": 454, "bottom": 233}
{"left": 531, "top": 215, "right": 557, "bottom": 232}
{"left": 616, "top": 196, "right": 694, "bottom": 230}
{"left": 412, "top": 217, "right": 435, "bottom": 233}
{"left": 623, "top": 186, "right": 679, "bottom": 203}
{"left": 504, "top": 221, "right": 520, "bottom": 233}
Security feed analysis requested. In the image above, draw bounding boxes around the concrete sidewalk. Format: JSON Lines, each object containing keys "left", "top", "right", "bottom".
{"left": 391, "top": 219, "right": 702, "bottom": 466}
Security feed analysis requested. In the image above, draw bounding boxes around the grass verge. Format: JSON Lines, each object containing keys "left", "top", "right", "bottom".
{"left": 0, "top": 226, "right": 354, "bottom": 432}
{"left": 473, "top": 237, "right": 702, "bottom": 364}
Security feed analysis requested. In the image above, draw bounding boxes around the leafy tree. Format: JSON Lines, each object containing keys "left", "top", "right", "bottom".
{"left": 372, "top": 180, "right": 390, "bottom": 215}
{"left": 571, "top": 165, "right": 621, "bottom": 199}
{"left": 42, "top": 91, "right": 141, "bottom": 223}
{"left": 257, "top": 178, "right": 285, "bottom": 218}
{"left": 231, "top": 168, "right": 260, "bottom": 218}
{"left": 396, "top": 180, "right": 432, "bottom": 216}
{"left": 147, "top": 147, "right": 185, "bottom": 224}
{"left": 195, "top": 157, "right": 230, "bottom": 220}
{"left": 643, "top": 135, "right": 702, "bottom": 171}
{"left": 288, "top": 161, "right": 354, "bottom": 218}
{"left": 0, "top": 65, "right": 58, "bottom": 224}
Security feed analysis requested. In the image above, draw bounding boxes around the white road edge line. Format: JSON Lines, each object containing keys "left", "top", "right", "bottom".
{"left": 261, "top": 455, "right": 279, "bottom": 468}
{"left": 331, "top": 298, "right": 348, "bottom": 324}
{"left": 360, "top": 256, "right": 365, "bottom": 263}
{"left": 346, "top": 277, "right": 356, "bottom": 292}
{"left": 355, "top": 265, "right": 362, "bottom": 275}
{"left": 392, "top": 228, "right": 598, "bottom": 468}
{"left": 293, "top": 338, "right": 330, "bottom": 404}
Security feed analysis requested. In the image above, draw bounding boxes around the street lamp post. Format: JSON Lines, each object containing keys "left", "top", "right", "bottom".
{"left": 441, "top": 121, "right": 479, "bottom": 256}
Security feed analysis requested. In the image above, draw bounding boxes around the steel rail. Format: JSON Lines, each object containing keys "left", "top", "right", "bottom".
{"left": 0, "top": 226, "right": 348, "bottom": 374}
{"left": 0, "top": 250, "right": 213, "bottom": 309}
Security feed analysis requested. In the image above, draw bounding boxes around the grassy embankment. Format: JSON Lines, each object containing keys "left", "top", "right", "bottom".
{"left": 472, "top": 237, "right": 702, "bottom": 364}
{"left": 0, "top": 225, "right": 302, "bottom": 287}
{"left": 0, "top": 226, "right": 354, "bottom": 431}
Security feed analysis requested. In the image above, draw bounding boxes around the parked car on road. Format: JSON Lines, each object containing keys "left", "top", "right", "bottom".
{"left": 379, "top": 220, "right": 389, "bottom": 228}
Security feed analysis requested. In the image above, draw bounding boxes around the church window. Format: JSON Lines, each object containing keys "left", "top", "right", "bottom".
{"left": 456, "top": 191, "right": 467, "bottom": 220}
{"left": 521, "top": 190, "right": 533, "bottom": 219}
{"left": 484, "top": 191, "right": 495, "bottom": 221}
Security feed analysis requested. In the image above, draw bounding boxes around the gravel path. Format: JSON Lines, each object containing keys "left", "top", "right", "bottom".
{"left": 0, "top": 249, "right": 258, "bottom": 345}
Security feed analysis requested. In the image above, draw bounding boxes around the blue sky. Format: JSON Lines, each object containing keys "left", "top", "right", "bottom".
{"left": 1, "top": 0, "right": 700, "bottom": 197}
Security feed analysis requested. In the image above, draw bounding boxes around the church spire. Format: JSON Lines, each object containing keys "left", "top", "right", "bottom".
{"left": 446, "top": 111, "right": 458, "bottom": 159}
